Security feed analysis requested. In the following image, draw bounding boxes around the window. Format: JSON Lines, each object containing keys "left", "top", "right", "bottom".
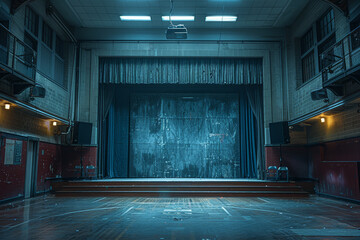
{"left": 24, "top": 32, "right": 37, "bottom": 64}
{"left": 317, "top": 9, "right": 334, "bottom": 41}
{"left": 23, "top": 9, "right": 67, "bottom": 89}
{"left": 0, "top": 21, "right": 9, "bottom": 65}
{"left": 42, "top": 21, "right": 53, "bottom": 49}
{"left": 55, "top": 35, "right": 64, "bottom": 59}
{"left": 318, "top": 34, "right": 336, "bottom": 70}
{"left": 54, "top": 35, "right": 65, "bottom": 87}
{"left": 317, "top": 9, "right": 335, "bottom": 70}
{"left": 24, "top": 7, "right": 38, "bottom": 36}
{"left": 301, "top": 29, "right": 315, "bottom": 82}
{"left": 24, "top": 7, "right": 38, "bottom": 66}
{"left": 350, "top": 14, "right": 360, "bottom": 51}
{"left": 300, "top": 8, "right": 336, "bottom": 84}
{"left": 302, "top": 51, "right": 315, "bottom": 83}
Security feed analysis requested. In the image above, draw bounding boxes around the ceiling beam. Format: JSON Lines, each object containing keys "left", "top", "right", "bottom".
{"left": 322, "top": 0, "right": 348, "bottom": 17}
{"left": 10, "top": 0, "right": 32, "bottom": 14}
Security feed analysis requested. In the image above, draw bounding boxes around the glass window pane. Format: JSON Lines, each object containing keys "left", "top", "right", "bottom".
{"left": 42, "top": 22, "right": 53, "bottom": 49}
{"left": 24, "top": 6, "right": 38, "bottom": 36}
{"left": 317, "top": 9, "right": 334, "bottom": 41}
{"left": 302, "top": 51, "right": 315, "bottom": 83}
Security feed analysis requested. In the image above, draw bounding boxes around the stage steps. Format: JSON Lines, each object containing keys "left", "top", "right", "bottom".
{"left": 51, "top": 180, "right": 311, "bottom": 197}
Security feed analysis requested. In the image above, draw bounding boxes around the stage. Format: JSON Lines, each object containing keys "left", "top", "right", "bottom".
{"left": 51, "top": 178, "right": 313, "bottom": 198}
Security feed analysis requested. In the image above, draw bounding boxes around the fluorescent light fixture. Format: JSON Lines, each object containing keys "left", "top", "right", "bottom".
{"left": 205, "top": 16, "right": 237, "bottom": 22}
{"left": 162, "top": 16, "right": 195, "bottom": 21}
{"left": 120, "top": 16, "right": 151, "bottom": 21}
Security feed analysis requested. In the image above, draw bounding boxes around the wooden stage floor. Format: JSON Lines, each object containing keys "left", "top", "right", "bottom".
{"left": 0, "top": 195, "right": 359, "bottom": 239}
{"left": 76, "top": 178, "right": 267, "bottom": 182}
{"left": 50, "top": 178, "right": 314, "bottom": 197}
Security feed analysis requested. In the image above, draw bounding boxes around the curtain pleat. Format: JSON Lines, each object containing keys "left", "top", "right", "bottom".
{"left": 98, "top": 57, "right": 264, "bottom": 179}
{"left": 246, "top": 87, "right": 265, "bottom": 179}
{"left": 100, "top": 57, "right": 263, "bottom": 85}
{"left": 239, "top": 90, "right": 258, "bottom": 178}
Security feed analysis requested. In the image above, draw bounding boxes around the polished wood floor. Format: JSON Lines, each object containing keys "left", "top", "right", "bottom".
{"left": 0, "top": 195, "right": 359, "bottom": 239}
{"left": 51, "top": 179, "right": 311, "bottom": 197}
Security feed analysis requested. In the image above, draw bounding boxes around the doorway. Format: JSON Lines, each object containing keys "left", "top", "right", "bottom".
{"left": 24, "top": 140, "right": 38, "bottom": 198}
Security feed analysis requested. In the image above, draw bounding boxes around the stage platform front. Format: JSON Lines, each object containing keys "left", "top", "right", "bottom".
{"left": 51, "top": 178, "right": 313, "bottom": 198}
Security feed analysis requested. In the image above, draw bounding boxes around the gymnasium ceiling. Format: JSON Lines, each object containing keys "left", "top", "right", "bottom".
{"left": 50, "top": 0, "right": 310, "bottom": 29}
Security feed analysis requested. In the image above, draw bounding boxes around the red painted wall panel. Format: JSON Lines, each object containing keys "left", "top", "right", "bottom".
{"left": 0, "top": 129, "right": 97, "bottom": 202}
{"left": 308, "top": 138, "right": 360, "bottom": 201}
{"left": 266, "top": 137, "right": 360, "bottom": 201}
{"left": 316, "top": 161, "right": 360, "bottom": 200}
{"left": 265, "top": 146, "right": 309, "bottom": 179}
{"left": 36, "top": 142, "right": 62, "bottom": 193}
{"left": 0, "top": 134, "right": 27, "bottom": 201}
{"left": 61, "top": 146, "right": 97, "bottom": 179}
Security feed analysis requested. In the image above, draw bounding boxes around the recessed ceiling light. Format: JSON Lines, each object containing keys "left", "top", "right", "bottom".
{"left": 205, "top": 16, "right": 237, "bottom": 22}
{"left": 162, "top": 16, "right": 195, "bottom": 21}
{"left": 120, "top": 16, "right": 151, "bottom": 21}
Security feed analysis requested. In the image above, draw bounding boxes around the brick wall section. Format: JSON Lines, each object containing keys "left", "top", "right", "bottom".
{"left": 0, "top": 101, "right": 56, "bottom": 141}
{"left": 286, "top": 0, "right": 350, "bottom": 121}
{"left": 7, "top": 0, "right": 72, "bottom": 120}
{"left": 307, "top": 104, "right": 360, "bottom": 143}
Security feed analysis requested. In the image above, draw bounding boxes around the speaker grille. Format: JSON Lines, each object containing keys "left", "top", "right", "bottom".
{"left": 269, "top": 121, "right": 290, "bottom": 144}
{"left": 73, "top": 121, "right": 92, "bottom": 145}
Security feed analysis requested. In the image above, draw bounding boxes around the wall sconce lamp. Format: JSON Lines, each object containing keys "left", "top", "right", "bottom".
{"left": 4, "top": 103, "right": 10, "bottom": 110}
{"left": 320, "top": 117, "right": 326, "bottom": 123}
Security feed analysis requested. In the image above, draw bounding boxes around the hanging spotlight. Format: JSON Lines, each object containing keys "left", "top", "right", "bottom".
{"left": 166, "top": 0, "right": 188, "bottom": 39}
{"left": 4, "top": 103, "right": 10, "bottom": 110}
{"left": 320, "top": 117, "right": 326, "bottom": 123}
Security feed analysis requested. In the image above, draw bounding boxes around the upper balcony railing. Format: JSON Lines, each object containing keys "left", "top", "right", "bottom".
{"left": 321, "top": 25, "right": 360, "bottom": 91}
{"left": 0, "top": 23, "right": 37, "bottom": 87}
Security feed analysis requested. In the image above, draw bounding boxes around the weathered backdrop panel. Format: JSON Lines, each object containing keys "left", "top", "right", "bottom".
{"left": 129, "top": 94, "right": 240, "bottom": 178}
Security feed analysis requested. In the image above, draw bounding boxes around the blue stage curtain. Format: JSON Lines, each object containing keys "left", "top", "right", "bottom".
{"left": 99, "top": 57, "right": 264, "bottom": 179}
{"left": 247, "top": 87, "right": 265, "bottom": 179}
{"left": 101, "top": 85, "right": 263, "bottom": 179}
{"left": 100, "top": 57, "right": 263, "bottom": 85}
{"left": 239, "top": 87, "right": 264, "bottom": 179}
{"left": 103, "top": 91, "right": 130, "bottom": 178}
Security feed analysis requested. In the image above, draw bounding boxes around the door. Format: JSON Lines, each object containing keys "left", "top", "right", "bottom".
{"left": 24, "top": 140, "right": 38, "bottom": 198}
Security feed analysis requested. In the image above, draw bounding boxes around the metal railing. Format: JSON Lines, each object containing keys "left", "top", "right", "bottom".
{"left": 0, "top": 23, "right": 37, "bottom": 83}
{"left": 321, "top": 25, "right": 360, "bottom": 84}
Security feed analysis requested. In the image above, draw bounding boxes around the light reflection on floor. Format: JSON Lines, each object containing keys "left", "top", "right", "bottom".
{"left": 0, "top": 195, "right": 359, "bottom": 239}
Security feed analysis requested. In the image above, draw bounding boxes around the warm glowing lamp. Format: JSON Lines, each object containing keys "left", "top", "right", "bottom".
{"left": 320, "top": 117, "right": 326, "bottom": 123}
{"left": 4, "top": 103, "right": 10, "bottom": 110}
{"left": 52, "top": 121, "right": 57, "bottom": 126}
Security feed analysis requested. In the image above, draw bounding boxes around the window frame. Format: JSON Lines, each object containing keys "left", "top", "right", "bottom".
{"left": 23, "top": 7, "right": 67, "bottom": 90}
{"left": 300, "top": 8, "right": 336, "bottom": 84}
{"left": 350, "top": 13, "right": 360, "bottom": 51}
{"left": 24, "top": 6, "right": 39, "bottom": 37}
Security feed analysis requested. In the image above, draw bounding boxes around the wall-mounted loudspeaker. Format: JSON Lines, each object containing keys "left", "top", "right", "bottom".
{"left": 73, "top": 121, "right": 92, "bottom": 145}
{"left": 311, "top": 88, "right": 328, "bottom": 101}
{"left": 269, "top": 121, "right": 290, "bottom": 144}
